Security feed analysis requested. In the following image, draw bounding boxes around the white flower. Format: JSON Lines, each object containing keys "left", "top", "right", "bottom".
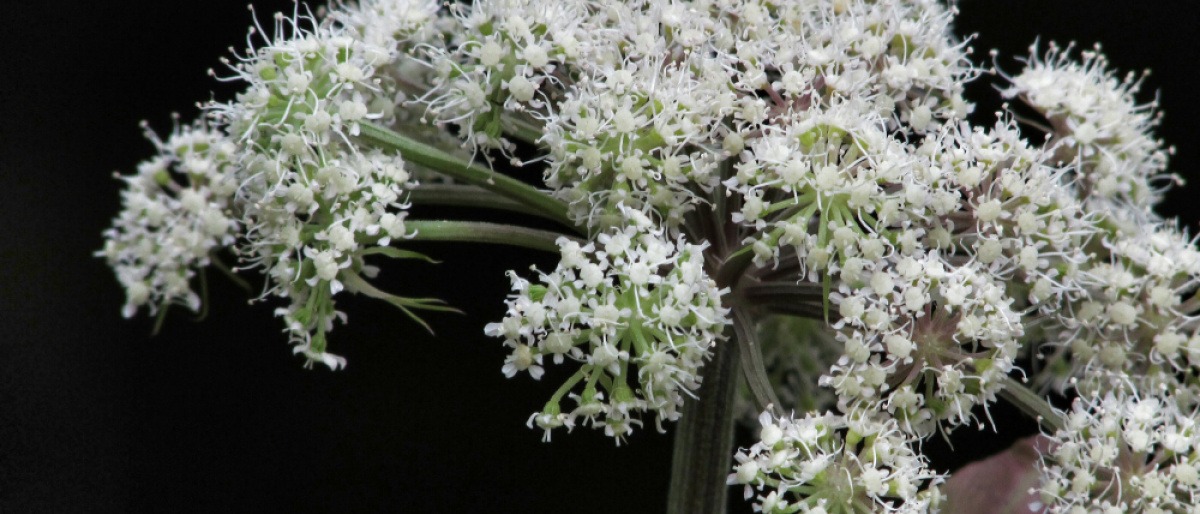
{"left": 1038, "top": 389, "right": 1200, "bottom": 513}
{"left": 731, "top": 409, "right": 943, "bottom": 513}
{"left": 99, "top": 121, "right": 240, "bottom": 319}
{"left": 202, "top": 6, "right": 429, "bottom": 368}
{"left": 1005, "top": 42, "right": 1173, "bottom": 212}
{"left": 101, "top": 2, "right": 1200, "bottom": 512}
{"left": 489, "top": 225, "right": 730, "bottom": 441}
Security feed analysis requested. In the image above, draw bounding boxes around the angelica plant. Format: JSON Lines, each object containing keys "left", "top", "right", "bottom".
{"left": 100, "top": 0, "right": 1200, "bottom": 512}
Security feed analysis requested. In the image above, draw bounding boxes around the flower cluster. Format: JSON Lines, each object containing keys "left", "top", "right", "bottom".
{"left": 729, "top": 409, "right": 943, "bottom": 513}
{"left": 1007, "top": 45, "right": 1200, "bottom": 399}
{"left": 1038, "top": 390, "right": 1200, "bottom": 513}
{"left": 417, "top": 0, "right": 586, "bottom": 154}
{"left": 821, "top": 255, "right": 1024, "bottom": 435}
{"left": 102, "top": 1, "right": 451, "bottom": 369}
{"left": 1004, "top": 42, "right": 1174, "bottom": 214}
{"left": 210, "top": 3, "right": 441, "bottom": 368}
{"left": 712, "top": 14, "right": 1090, "bottom": 436}
{"left": 100, "top": 0, "right": 1200, "bottom": 512}
{"left": 1047, "top": 225, "right": 1200, "bottom": 396}
{"left": 487, "top": 223, "right": 729, "bottom": 442}
{"left": 99, "top": 121, "right": 239, "bottom": 319}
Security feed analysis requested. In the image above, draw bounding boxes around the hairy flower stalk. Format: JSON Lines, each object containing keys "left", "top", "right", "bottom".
{"left": 101, "top": 0, "right": 1200, "bottom": 512}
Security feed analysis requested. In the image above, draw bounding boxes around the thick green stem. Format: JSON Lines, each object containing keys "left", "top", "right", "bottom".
{"left": 407, "top": 184, "right": 546, "bottom": 218}
{"left": 667, "top": 332, "right": 741, "bottom": 514}
{"left": 998, "top": 375, "right": 1064, "bottom": 432}
{"left": 406, "top": 220, "right": 580, "bottom": 254}
{"left": 358, "top": 122, "right": 578, "bottom": 232}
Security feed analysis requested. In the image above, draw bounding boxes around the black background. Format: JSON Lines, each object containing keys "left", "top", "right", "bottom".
{"left": 2, "top": 1, "right": 1199, "bottom": 512}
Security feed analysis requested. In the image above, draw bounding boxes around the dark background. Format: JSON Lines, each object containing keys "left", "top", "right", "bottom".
{"left": 2, "top": 1, "right": 1198, "bottom": 512}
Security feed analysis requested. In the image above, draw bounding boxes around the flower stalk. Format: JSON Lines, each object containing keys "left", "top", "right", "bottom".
{"left": 406, "top": 221, "right": 578, "bottom": 254}
{"left": 359, "top": 122, "right": 577, "bottom": 232}
{"left": 998, "top": 376, "right": 1064, "bottom": 432}
{"left": 406, "top": 184, "right": 546, "bottom": 219}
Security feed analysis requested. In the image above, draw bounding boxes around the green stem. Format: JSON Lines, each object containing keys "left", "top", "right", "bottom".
{"left": 716, "top": 246, "right": 755, "bottom": 291}
{"left": 733, "top": 307, "right": 782, "bottom": 414}
{"left": 358, "top": 122, "right": 578, "bottom": 232}
{"left": 209, "top": 252, "right": 253, "bottom": 292}
{"left": 549, "top": 367, "right": 590, "bottom": 404}
{"left": 998, "top": 375, "right": 1064, "bottom": 432}
{"left": 501, "top": 115, "right": 546, "bottom": 146}
{"left": 667, "top": 328, "right": 741, "bottom": 514}
{"left": 738, "top": 282, "right": 828, "bottom": 321}
{"left": 407, "top": 184, "right": 546, "bottom": 218}
{"left": 406, "top": 220, "right": 580, "bottom": 254}
{"left": 738, "top": 281, "right": 827, "bottom": 303}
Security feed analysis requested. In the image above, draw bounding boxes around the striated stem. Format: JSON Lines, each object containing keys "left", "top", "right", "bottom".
{"left": 739, "top": 281, "right": 827, "bottom": 303}
{"left": 668, "top": 331, "right": 741, "bottom": 514}
{"left": 733, "top": 308, "right": 783, "bottom": 415}
{"left": 358, "top": 122, "right": 579, "bottom": 232}
{"left": 407, "top": 184, "right": 547, "bottom": 218}
{"left": 716, "top": 247, "right": 756, "bottom": 291}
{"left": 406, "top": 220, "right": 581, "bottom": 253}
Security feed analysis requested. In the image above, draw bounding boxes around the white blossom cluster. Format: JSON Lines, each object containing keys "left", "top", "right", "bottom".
{"left": 414, "top": 0, "right": 973, "bottom": 232}
{"left": 706, "top": 11, "right": 1104, "bottom": 442}
{"left": 99, "top": 121, "right": 239, "bottom": 319}
{"left": 213, "top": 2, "right": 446, "bottom": 368}
{"left": 821, "top": 254, "right": 1024, "bottom": 435}
{"left": 1004, "top": 42, "right": 1174, "bottom": 214}
{"left": 487, "top": 222, "right": 729, "bottom": 442}
{"left": 1004, "top": 46, "right": 1200, "bottom": 512}
{"left": 729, "top": 409, "right": 944, "bottom": 514}
{"left": 1038, "top": 390, "right": 1200, "bottom": 513}
{"left": 415, "top": 0, "right": 585, "bottom": 154}
{"left": 999, "top": 44, "right": 1200, "bottom": 400}
{"left": 100, "top": 0, "right": 1200, "bottom": 512}
{"left": 1044, "top": 224, "right": 1200, "bottom": 397}
{"left": 102, "top": 1, "right": 446, "bottom": 369}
